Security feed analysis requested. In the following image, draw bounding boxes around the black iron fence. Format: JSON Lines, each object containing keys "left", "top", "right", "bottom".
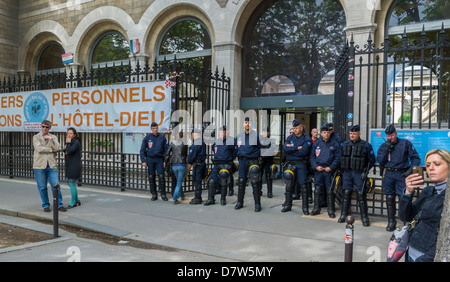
{"left": 335, "top": 24, "right": 450, "bottom": 140}
{"left": 334, "top": 24, "right": 449, "bottom": 217}
{"left": 0, "top": 58, "right": 231, "bottom": 193}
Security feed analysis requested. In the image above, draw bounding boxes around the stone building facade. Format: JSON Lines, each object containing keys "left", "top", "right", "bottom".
{"left": 1, "top": 0, "right": 449, "bottom": 137}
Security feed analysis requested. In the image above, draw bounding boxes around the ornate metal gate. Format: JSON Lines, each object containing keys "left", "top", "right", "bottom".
{"left": 334, "top": 25, "right": 449, "bottom": 216}
{"left": 0, "top": 58, "right": 230, "bottom": 192}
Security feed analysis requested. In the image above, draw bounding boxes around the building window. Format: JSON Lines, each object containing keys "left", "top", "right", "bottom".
{"left": 386, "top": 0, "right": 450, "bottom": 125}
{"left": 90, "top": 31, "right": 130, "bottom": 69}
{"left": 157, "top": 18, "right": 212, "bottom": 69}
{"left": 388, "top": 0, "right": 450, "bottom": 30}
{"left": 36, "top": 42, "right": 65, "bottom": 75}
{"left": 242, "top": 0, "right": 346, "bottom": 98}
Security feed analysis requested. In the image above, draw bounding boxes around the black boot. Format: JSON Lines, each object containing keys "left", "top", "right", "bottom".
{"left": 300, "top": 184, "right": 309, "bottom": 215}
{"left": 281, "top": 183, "right": 293, "bottom": 212}
{"left": 266, "top": 174, "right": 273, "bottom": 198}
{"left": 327, "top": 187, "right": 336, "bottom": 218}
{"left": 307, "top": 182, "right": 313, "bottom": 204}
{"left": 158, "top": 175, "right": 168, "bottom": 201}
{"left": 220, "top": 184, "right": 227, "bottom": 205}
{"left": 385, "top": 194, "right": 397, "bottom": 231}
{"left": 235, "top": 178, "right": 246, "bottom": 210}
{"left": 228, "top": 176, "right": 234, "bottom": 196}
{"left": 357, "top": 191, "right": 370, "bottom": 227}
{"left": 338, "top": 189, "right": 352, "bottom": 223}
{"left": 292, "top": 182, "right": 300, "bottom": 200}
{"left": 149, "top": 175, "right": 157, "bottom": 201}
{"left": 252, "top": 182, "right": 262, "bottom": 212}
{"left": 311, "top": 186, "right": 322, "bottom": 215}
{"left": 204, "top": 180, "right": 216, "bottom": 206}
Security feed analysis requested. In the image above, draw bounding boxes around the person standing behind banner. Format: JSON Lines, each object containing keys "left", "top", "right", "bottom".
{"left": 310, "top": 124, "right": 341, "bottom": 217}
{"left": 64, "top": 127, "right": 82, "bottom": 209}
{"left": 187, "top": 128, "right": 207, "bottom": 204}
{"left": 140, "top": 122, "right": 169, "bottom": 201}
{"left": 165, "top": 130, "right": 188, "bottom": 204}
{"left": 377, "top": 124, "right": 421, "bottom": 231}
{"left": 32, "top": 120, "right": 66, "bottom": 212}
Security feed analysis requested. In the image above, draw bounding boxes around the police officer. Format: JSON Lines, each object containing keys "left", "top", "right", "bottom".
{"left": 260, "top": 127, "right": 277, "bottom": 198}
{"left": 204, "top": 126, "right": 237, "bottom": 206}
{"left": 338, "top": 125, "right": 375, "bottom": 226}
{"left": 140, "top": 122, "right": 169, "bottom": 201}
{"left": 187, "top": 128, "right": 207, "bottom": 204}
{"left": 282, "top": 120, "right": 312, "bottom": 214}
{"left": 325, "top": 122, "right": 343, "bottom": 146}
{"left": 377, "top": 124, "right": 421, "bottom": 231}
{"left": 310, "top": 124, "right": 342, "bottom": 217}
{"left": 235, "top": 117, "right": 263, "bottom": 212}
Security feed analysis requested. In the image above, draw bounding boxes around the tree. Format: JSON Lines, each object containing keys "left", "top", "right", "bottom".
{"left": 434, "top": 173, "right": 450, "bottom": 262}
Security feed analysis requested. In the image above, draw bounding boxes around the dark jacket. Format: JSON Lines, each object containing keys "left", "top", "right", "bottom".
{"left": 377, "top": 138, "right": 420, "bottom": 169}
{"left": 399, "top": 185, "right": 446, "bottom": 261}
{"left": 187, "top": 138, "right": 207, "bottom": 164}
{"left": 165, "top": 141, "right": 188, "bottom": 164}
{"left": 310, "top": 137, "right": 341, "bottom": 171}
{"left": 65, "top": 138, "right": 82, "bottom": 180}
{"left": 139, "top": 133, "right": 169, "bottom": 162}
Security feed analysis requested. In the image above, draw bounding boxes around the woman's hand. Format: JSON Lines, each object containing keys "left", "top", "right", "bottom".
{"left": 405, "top": 173, "right": 424, "bottom": 194}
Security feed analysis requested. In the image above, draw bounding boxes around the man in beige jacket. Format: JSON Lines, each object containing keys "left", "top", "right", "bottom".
{"left": 33, "top": 120, "right": 66, "bottom": 212}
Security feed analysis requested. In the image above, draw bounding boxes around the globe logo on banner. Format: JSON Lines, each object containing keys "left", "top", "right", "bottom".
{"left": 23, "top": 92, "right": 49, "bottom": 130}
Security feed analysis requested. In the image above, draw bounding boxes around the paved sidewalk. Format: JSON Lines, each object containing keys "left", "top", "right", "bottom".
{"left": 0, "top": 176, "right": 391, "bottom": 262}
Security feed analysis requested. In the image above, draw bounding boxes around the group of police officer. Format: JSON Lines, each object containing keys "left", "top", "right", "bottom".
{"left": 140, "top": 119, "right": 420, "bottom": 231}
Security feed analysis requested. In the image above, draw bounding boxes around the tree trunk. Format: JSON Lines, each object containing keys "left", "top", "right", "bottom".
{"left": 434, "top": 171, "right": 450, "bottom": 262}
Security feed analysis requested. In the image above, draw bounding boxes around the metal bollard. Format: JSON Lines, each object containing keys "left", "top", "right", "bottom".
{"left": 344, "top": 215, "right": 354, "bottom": 262}
{"left": 52, "top": 184, "right": 59, "bottom": 238}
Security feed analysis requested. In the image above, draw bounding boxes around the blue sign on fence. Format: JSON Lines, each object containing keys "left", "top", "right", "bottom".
{"left": 370, "top": 129, "right": 450, "bottom": 166}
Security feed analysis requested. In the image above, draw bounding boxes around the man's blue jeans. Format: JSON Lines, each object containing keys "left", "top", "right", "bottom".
{"left": 34, "top": 166, "right": 63, "bottom": 208}
{"left": 171, "top": 164, "right": 186, "bottom": 202}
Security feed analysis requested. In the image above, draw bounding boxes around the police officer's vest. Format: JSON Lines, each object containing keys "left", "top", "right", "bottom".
{"left": 341, "top": 140, "right": 366, "bottom": 171}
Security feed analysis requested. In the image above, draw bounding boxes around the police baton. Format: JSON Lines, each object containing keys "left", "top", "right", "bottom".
{"left": 52, "top": 184, "right": 59, "bottom": 238}
{"left": 344, "top": 215, "right": 355, "bottom": 262}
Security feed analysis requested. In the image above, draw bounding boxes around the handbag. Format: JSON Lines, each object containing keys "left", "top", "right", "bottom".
{"left": 386, "top": 211, "right": 421, "bottom": 262}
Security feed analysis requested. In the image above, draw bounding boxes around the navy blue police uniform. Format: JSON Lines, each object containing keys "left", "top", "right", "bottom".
{"left": 204, "top": 126, "right": 237, "bottom": 206}
{"left": 310, "top": 125, "right": 342, "bottom": 217}
{"left": 140, "top": 122, "right": 169, "bottom": 201}
{"left": 282, "top": 120, "right": 312, "bottom": 214}
{"left": 235, "top": 117, "right": 263, "bottom": 212}
{"left": 338, "top": 125, "right": 375, "bottom": 226}
{"left": 187, "top": 128, "right": 207, "bottom": 204}
{"left": 260, "top": 127, "right": 277, "bottom": 198}
{"left": 377, "top": 124, "right": 421, "bottom": 231}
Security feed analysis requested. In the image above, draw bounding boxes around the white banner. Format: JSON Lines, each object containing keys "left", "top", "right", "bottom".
{"left": 0, "top": 81, "right": 171, "bottom": 133}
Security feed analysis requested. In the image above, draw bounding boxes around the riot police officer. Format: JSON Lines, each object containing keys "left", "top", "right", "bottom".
{"left": 140, "top": 122, "right": 169, "bottom": 201}
{"left": 310, "top": 124, "right": 342, "bottom": 217}
{"left": 377, "top": 124, "right": 421, "bottom": 231}
{"left": 282, "top": 120, "right": 312, "bottom": 214}
{"left": 235, "top": 117, "right": 263, "bottom": 212}
{"left": 188, "top": 128, "right": 207, "bottom": 204}
{"left": 338, "top": 125, "right": 375, "bottom": 226}
{"left": 260, "top": 127, "right": 277, "bottom": 198}
{"left": 204, "top": 125, "right": 237, "bottom": 206}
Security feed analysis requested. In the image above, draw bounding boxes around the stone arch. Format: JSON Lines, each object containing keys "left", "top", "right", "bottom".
{"left": 138, "top": 3, "right": 214, "bottom": 63}
{"left": 71, "top": 6, "right": 135, "bottom": 68}
{"left": 18, "top": 20, "right": 70, "bottom": 73}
